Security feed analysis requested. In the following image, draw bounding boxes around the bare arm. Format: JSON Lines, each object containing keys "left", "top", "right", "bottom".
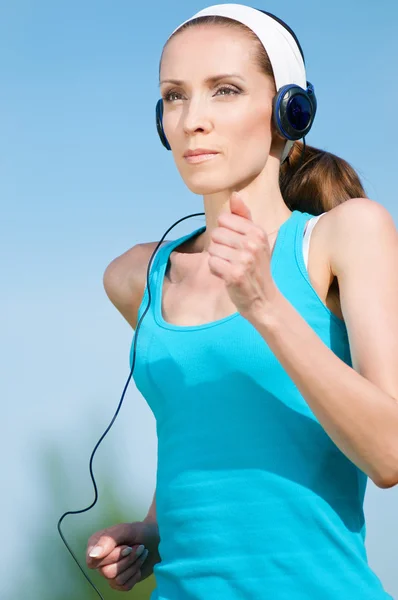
{"left": 249, "top": 199, "right": 398, "bottom": 488}
{"left": 103, "top": 241, "right": 168, "bottom": 330}
{"left": 103, "top": 243, "right": 163, "bottom": 525}
{"left": 144, "top": 490, "right": 157, "bottom": 524}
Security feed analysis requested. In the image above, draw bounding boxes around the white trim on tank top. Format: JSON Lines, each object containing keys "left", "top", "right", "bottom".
{"left": 302, "top": 213, "right": 327, "bottom": 271}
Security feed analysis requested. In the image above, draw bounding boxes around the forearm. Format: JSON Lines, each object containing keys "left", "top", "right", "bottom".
{"left": 248, "top": 291, "right": 398, "bottom": 488}
{"left": 144, "top": 490, "right": 157, "bottom": 524}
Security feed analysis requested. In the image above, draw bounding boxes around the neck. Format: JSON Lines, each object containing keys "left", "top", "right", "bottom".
{"left": 198, "top": 154, "right": 292, "bottom": 253}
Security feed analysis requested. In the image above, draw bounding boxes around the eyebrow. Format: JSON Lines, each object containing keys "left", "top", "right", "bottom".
{"left": 158, "top": 73, "right": 245, "bottom": 87}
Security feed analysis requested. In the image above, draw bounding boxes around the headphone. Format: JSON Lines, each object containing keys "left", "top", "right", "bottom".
{"left": 57, "top": 9, "right": 317, "bottom": 600}
{"left": 156, "top": 9, "right": 317, "bottom": 151}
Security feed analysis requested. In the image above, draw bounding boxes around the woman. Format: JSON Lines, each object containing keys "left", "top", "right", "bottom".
{"left": 85, "top": 4, "right": 398, "bottom": 598}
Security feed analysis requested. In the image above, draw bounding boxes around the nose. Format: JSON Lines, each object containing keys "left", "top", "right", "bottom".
{"left": 182, "top": 96, "right": 213, "bottom": 138}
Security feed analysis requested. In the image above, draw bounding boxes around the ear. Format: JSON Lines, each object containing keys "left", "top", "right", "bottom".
{"left": 271, "top": 115, "right": 287, "bottom": 143}
{"left": 270, "top": 120, "right": 287, "bottom": 161}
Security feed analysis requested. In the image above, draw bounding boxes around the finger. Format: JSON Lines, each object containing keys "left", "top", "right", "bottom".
{"left": 109, "top": 568, "right": 142, "bottom": 592}
{"left": 211, "top": 227, "right": 244, "bottom": 250}
{"left": 95, "top": 544, "right": 145, "bottom": 569}
{"left": 208, "top": 254, "right": 229, "bottom": 279}
{"left": 98, "top": 546, "right": 146, "bottom": 579}
{"left": 230, "top": 192, "right": 252, "bottom": 220}
{"left": 110, "top": 549, "right": 149, "bottom": 591}
{"left": 217, "top": 210, "right": 253, "bottom": 234}
{"left": 114, "top": 561, "right": 142, "bottom": 587}
{"left": 86, "top": 535, "right": 121, "bottom": 569}
{"left": 208, "top": 240, "right": 236, "bottom": 263}
{"left": 87, "top": 524, "right": 136, "bottom": 564}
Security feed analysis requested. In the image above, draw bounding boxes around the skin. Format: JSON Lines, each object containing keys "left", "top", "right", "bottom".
{"left": 159, "top": 25, "right": 398, "bottom": 492}
{"left": 87, "top": 22, "right": 348, "bottom": 592}
{"left": 157, "top": 24, "right": 340, "bottom": 325}
{"left": 87, "top": 18, "right": 398, "bottom": 595}
{"left": 160, "top": 24, "right": 291, "bottom": 250}
{"left": 86, "top": 520, "right": 161, "bottom": 591}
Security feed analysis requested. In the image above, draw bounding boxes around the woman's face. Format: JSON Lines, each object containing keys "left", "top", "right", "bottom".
{"left": 159, "top": 25, "right": 282, "bottom": 195}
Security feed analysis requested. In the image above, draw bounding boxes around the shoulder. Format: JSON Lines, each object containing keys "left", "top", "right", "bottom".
{"left": 323, "top": 197, "right": 394, "bottom": 231}
{"left": 103, "top": 240, "right": 170, "bottom": 329}
{"left": 319, "top": 198, "right": 397, "bottom": 276}
{"left": 318, "top": 198, "right": 398, "bottom": 438}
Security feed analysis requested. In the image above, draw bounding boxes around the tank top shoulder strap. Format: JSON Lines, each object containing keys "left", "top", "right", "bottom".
{"left": 275, "top": 209, "right": 311, "bottom": 260}
{"left": 136, "top": 224, "right": 206, "bottom": 324}
{"left": 292, "top": 210, "right": 325, "bottom": 242}
{"left": 277, "top": 209, "right": 324, "bottom": 274}
{"left": 155, "top": 224, "right": 206, "bottom": 270}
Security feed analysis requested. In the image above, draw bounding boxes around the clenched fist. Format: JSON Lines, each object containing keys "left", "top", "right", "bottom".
{"left": 86, "top": 520, "right": 161, "bottom": 592}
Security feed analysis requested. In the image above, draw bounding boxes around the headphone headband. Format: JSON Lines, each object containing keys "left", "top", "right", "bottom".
{"left": 158, "top": 4, "right": 317, "bottom": 159}
{"left": 168, "top": 4, "right": 306, "bottom": 93}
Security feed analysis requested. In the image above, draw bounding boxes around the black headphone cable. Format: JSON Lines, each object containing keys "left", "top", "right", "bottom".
{"left": 57, "top": 211, "right": 205, "bottom": 599}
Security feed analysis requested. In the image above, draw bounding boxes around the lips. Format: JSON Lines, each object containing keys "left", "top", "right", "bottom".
{"left": 184, "top": 148, "right": 219, "bottom": 157}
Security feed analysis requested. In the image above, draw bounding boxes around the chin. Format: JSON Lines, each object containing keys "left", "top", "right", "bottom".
{"left": 178, "top": 168, "right": 232, "bottom": 195}
{"left": 183, "top": 178, "right": 231, "bottom": 195}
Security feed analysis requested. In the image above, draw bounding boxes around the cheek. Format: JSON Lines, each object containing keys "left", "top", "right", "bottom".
{"left": 234, "top": 108, "right": 273, "bottom": 153}
{"left": 166, "top": 104, "right": 273, "bottom": 194}
{"left": 222, "top": 109, "right": 272, "bottom": 181}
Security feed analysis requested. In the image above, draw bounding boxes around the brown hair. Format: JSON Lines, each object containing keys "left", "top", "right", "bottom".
{"left": 160, "top": 15, "right": 367, "bottom": 215}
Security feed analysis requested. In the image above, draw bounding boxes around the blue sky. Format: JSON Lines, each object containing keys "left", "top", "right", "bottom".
{"left": 2, "top": 1, "right": 397, "bottom": 597}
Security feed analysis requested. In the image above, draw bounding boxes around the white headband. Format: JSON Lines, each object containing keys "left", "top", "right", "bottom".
{"left": 167, "top": 3, "right": 308, "bottom": 163}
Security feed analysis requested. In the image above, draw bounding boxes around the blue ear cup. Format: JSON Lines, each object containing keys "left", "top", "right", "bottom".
{"left": 156, "top": 98, "right": 171, "bottom": 150}
{"left": 273, "top": 81, "right": 317, "bottom": 141}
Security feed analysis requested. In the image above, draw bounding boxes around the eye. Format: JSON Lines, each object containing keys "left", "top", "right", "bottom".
{"left": 163, "top": 90, "right": 182, "bottom": 102}
{"left": 162, "top": 85, "right": 241, "bottom": 103}
{"left": 215, "top": 86, "right": 240, "bottom": 97}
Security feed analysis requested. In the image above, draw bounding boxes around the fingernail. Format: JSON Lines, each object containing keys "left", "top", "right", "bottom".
{"left": 121, "top": 546, "right": 133, "bottom": 557}
{"left": 135, "top": 544, "right": 145, "bottom": 558}
{"left": 141, "top": 548, "right": 149, "bottom": 562}
{"left": 89, "top": 546, "right": 103, "bottom": 558}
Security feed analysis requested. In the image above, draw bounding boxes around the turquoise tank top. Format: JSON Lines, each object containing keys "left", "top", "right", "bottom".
{"left": 130, "top": 209, "right": 393, "bottom": 600}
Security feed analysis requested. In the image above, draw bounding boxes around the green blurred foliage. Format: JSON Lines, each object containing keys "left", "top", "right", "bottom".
{"left": 11, "top": 441, "right": 157, "bottom": 600}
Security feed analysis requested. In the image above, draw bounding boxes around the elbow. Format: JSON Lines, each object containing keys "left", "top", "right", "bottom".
{"left": 372, "top": 438, "right": 398, "bottom": 489}
{"left": 374, "top": 478, "right": 397, "bottom": 490}
{"left": 372, "top": 467, "right": 398, "bottom": 489}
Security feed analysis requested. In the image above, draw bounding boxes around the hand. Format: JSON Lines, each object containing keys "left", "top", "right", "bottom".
{"left": 208, "top": 191, "right": 279, "bottom": 320}
{"left": 86, "top": 520, "right": 161, "bottom": 592}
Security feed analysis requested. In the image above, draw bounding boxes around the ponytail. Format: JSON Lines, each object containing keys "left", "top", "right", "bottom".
{"left": 279, "top": 141, "right": 367, "bottom": 215}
